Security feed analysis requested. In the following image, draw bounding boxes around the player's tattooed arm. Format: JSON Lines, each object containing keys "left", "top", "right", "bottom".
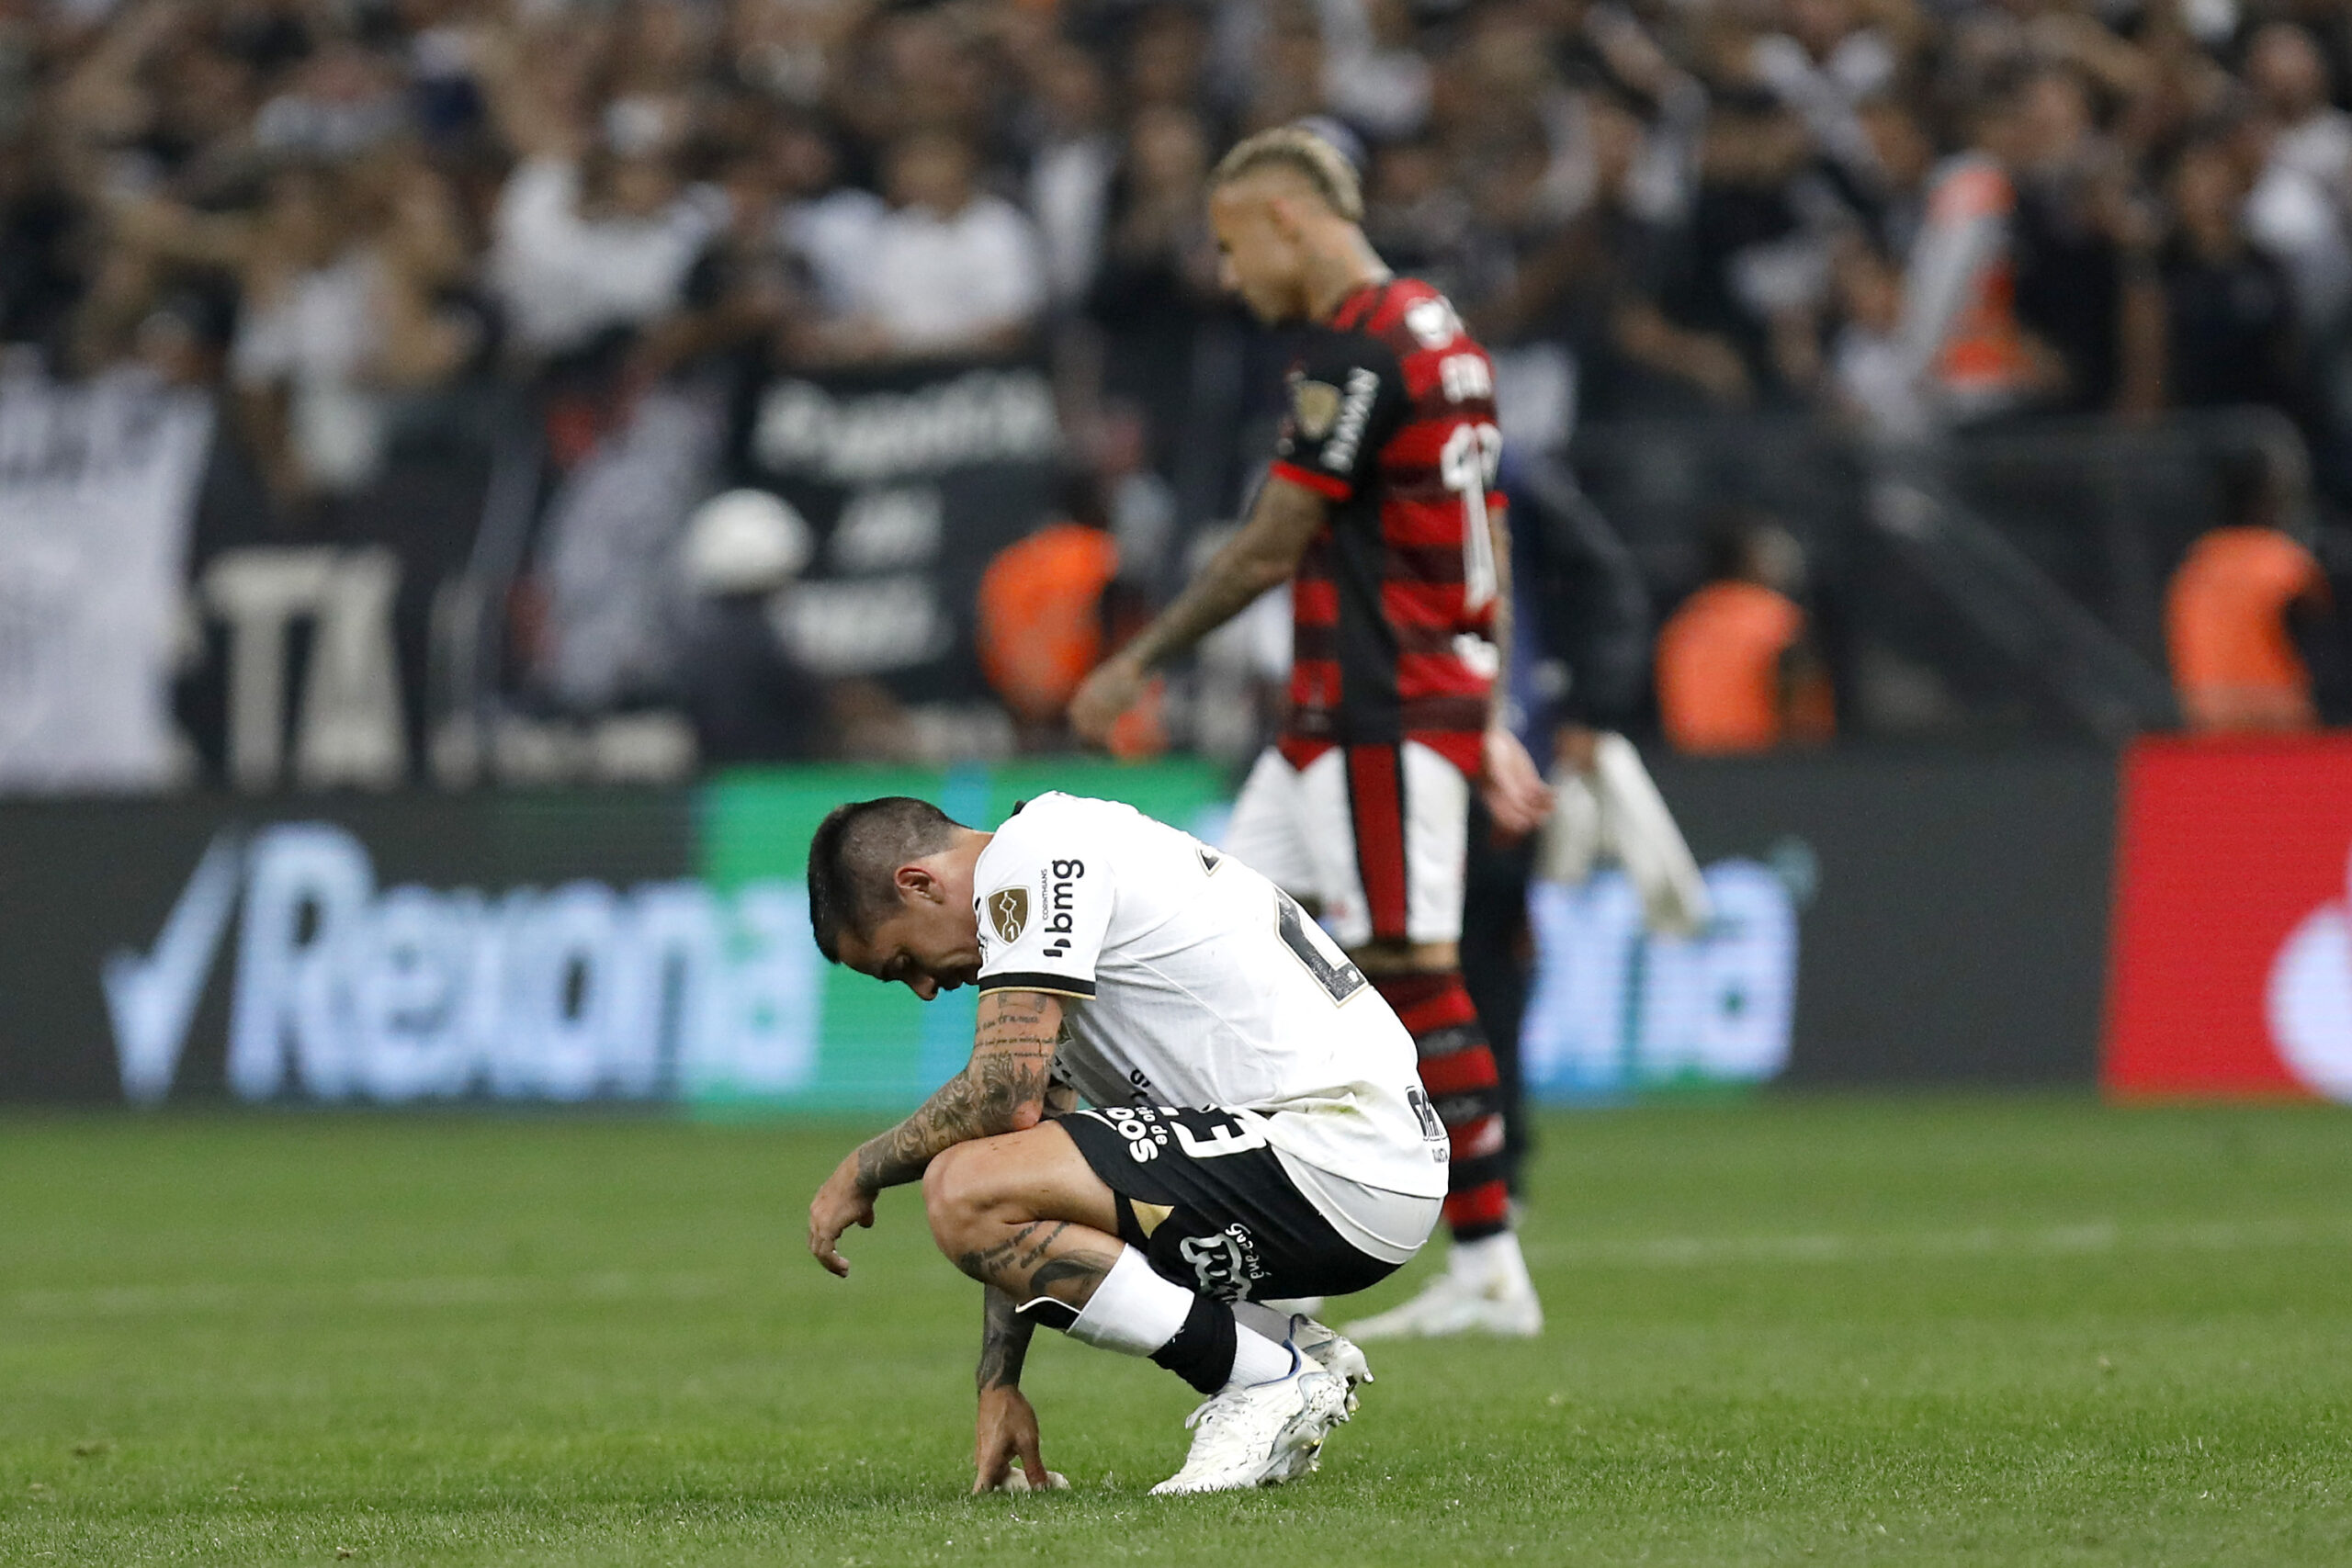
{"left": 1069, "top": 476, "right": 1325, "bottom": 740}
{"left": 976, "top": 1284, "right": 1035, "bottom": 1393}
{"left": 848, "top": 990, "right": 1064, "bottom": 1192}
{"left": 971, "top": 1286, "right": 1053, "bottom": 1493}
{"left": 1126, "top": 475, "right": 1326, "bottom": 672}
{"left": 1485, "top": 501, "right": 1516, "bottom": 720}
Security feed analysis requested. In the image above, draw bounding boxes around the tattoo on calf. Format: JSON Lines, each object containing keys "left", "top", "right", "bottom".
{"left": 1028, "top": 1248, "right": 1115, "bottom": 1303}
{"left": 977, "top": 1285, "right": 1035, "bottom": 1393}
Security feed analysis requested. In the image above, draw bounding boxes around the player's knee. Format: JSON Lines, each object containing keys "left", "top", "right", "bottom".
{"left": 922, "top": 1143, "right": 998, "bottom": 1259}
{"left": 921, "top": 1145, "right": 969, "bottom": 1247}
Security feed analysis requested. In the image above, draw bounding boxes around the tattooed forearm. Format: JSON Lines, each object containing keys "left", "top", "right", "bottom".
{"left": 1486, "top": 505, "right": 1516, "bottom": 718}
{"left": 977, "top": 1285, "right": 1035, "bottom": 1393}
{"left": 848, "top": 992, "right": 1064, "bottom": 1193}
{"left": 1124, "top": 478, "right": 1325, "bottom": 671}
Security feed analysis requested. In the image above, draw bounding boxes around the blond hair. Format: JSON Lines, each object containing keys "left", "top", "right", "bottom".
{"left": 1210, "top": 126, "right": 1363, "bottom": 222}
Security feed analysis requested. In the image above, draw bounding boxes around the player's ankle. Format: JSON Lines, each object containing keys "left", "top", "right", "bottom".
{"left": 1448, "top": 1229, "right": 1529, "bottom": 1287}
{"left": 1220, "top": 1325, "right": 1295, "bottom": 1392}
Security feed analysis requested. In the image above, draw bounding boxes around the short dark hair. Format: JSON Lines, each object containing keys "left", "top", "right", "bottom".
{"left": 807, "top": 796, "right": 964, "bottom": 963}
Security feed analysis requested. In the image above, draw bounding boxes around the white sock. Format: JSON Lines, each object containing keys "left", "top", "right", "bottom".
{"left": 1225, "top": 1323, "right": 1295, "bottom": 1391}
{"left": 1449, "top": 1229, "right": 1531, "bottom": 1290}
{"left": 1064, "top": 1246, "right": 1195, "bottom": 1357}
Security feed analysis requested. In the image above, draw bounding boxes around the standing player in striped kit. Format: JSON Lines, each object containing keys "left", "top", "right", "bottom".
{"left": 1071, "top": 125, "right": 1552, "bottom": 1338}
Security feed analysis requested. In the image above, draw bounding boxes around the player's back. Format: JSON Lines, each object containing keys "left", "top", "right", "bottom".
{"left": 1267, "top": 277, "right": 1504, "bottom": 778}
{"left": 972, "top": 792, "right": 1444, "bottom": 1197}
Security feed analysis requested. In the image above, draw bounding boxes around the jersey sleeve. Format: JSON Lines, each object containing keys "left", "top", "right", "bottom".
{"left": 973, "top": 823, "right": 1111, "bottom": 999}
{"left": 1270, "top": 333, "right": 1405, "bottom": 502}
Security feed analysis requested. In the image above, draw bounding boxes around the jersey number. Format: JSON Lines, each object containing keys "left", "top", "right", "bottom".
{"left": 1440, "top": 423, "right": 1503, "bottom": 612}
{"left": 1277, "top": 890, "right": 1368, "bottom": 1005}
{"left": 1173, "top": 1111, "right": 1270, "bottom": 1159}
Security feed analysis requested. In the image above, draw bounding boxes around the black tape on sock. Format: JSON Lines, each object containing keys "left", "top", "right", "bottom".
{"left": 1148, "top": 1292, "right": 1238, "bottom": 1395}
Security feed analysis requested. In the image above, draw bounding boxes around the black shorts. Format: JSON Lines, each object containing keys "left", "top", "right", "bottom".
{"left": 1058, "top": 1104, "right": 1403, "bottom": 1303}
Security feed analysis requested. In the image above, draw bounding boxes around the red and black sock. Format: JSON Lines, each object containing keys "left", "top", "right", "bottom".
{"left": 1374, "top": 970, "right": 1510, "bottom": 1243}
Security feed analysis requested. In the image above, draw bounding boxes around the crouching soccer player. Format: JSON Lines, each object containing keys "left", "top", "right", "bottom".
{"left": 805, "top": 792, "right": 1449, "bottom": 1495}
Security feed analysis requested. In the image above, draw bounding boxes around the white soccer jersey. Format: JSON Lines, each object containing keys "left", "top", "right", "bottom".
{"left": 972, "top": 792, "right": 1448, "bottom": 1200}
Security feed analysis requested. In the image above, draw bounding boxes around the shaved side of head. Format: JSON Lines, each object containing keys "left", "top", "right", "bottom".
{"left": 807, "top": 796, "right": 965, "bottom": 963}
{"left": 1211, "top": 125, "right": 1363, "bottom": 223}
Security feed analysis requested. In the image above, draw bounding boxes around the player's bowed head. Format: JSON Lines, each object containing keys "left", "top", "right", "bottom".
{"left": 1201, "top": 125, "right": 1385, "bottom": 329}
{"left": 806, "top": 795, "right": 991, "bottom": 1003}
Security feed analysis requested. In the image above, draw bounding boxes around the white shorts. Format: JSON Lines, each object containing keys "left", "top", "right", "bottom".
{"left": 1222, "top": 740, "right": 1470, "bottom": 950}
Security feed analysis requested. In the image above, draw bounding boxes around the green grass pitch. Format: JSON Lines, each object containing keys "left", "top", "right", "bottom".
{"left": 4, "top": 1098, "right": 2349, "bottom": 1566}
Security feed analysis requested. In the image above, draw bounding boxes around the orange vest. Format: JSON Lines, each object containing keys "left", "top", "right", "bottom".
{"left": 975, "top": 524, "right": 1165, "bottom": 755}
{"left": 2165, "top": 526, "right": 2324, "bottom": 731}
{"left": 1656, "top": 581, "right": 1829, "bottom": 754}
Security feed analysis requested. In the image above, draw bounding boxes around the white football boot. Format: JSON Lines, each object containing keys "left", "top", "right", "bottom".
{"left": 1343, "top": 1235, "right": 1544, "bottom": 1341}
{"left": 1148, "top": 1346, "right": 1351, "bottom": 1495}
{"left": 1285, "top": 1314, "right": 1373, "bottom": 1412}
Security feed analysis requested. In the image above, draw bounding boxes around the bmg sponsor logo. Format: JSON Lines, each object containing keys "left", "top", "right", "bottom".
{"left": 1041, "top": 857, "right": 1083, "bottom": 959}
{"left": 104, "top": 824, "right": 819, "bottom": 1106}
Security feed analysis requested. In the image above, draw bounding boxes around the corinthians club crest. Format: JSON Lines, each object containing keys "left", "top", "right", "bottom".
{"left": 987, "top": 886, "right": 1029, "bottom": 943}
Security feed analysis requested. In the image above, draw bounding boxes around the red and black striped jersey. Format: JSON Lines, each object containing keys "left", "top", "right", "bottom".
{"left": 1268, "top": 276, "right": 1503, "bottom": 778}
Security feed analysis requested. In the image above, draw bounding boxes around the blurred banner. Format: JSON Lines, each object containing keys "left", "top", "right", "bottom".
{"left": 2107, "top": 735, "right": 2352, "bottom": 1100}
{"left": 0, "top": 759, "right": 1225, "bottom": 1109}
{"left": 0, "top": 750, "right": 2124, "bottom": 1109}
{"left": 1529, "top": 751, "right": 2117, "bottom": 1095}
{"left": 0, "top": 369, "right": 211, "bottom": 792}
{"left": 729, "top": 357, "right": 1063, "bottom": 702}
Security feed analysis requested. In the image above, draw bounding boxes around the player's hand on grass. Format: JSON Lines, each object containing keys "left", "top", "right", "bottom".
{"left": 1069, "top": 653, "right": 1147, "bottom": 747}
{"left": 971, "top": 1385, "right": 1055, "bottom": 1495}
{"left": 1480, "top": 724, "right": 1554, "bottom": 840}
{"left": 807, "top": 1156, "right": 875, "bottom": 1278}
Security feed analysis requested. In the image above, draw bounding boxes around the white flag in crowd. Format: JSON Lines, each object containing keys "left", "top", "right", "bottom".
{"left": 0, "top": 367, "right": 212, "bottom": 793}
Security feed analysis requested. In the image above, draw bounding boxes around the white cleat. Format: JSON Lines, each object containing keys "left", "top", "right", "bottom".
{"left": 1342, "top": 1268, "right": 1544, "bottom": 1342}
{"left": 1286, "top": 1315, "right": 1373, "bottom": 1411}
{"left": 1148, "top": 1347, "right": 1351, "bottom": 1495}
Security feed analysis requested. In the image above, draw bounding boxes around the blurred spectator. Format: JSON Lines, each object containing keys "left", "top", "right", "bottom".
{"left": 803, "top": 130, "right": 1044, "bottom": 364}
{"left": 103, "top": 149, "right": 478, "bottom": 502}
{"left": 2159, "top": 140, "right": 2302, "bottom": 413}
{"left": 0, "top": 136, "right": 85, "bottom": 357}
{"left": 2245, "top": 24, "right": 2352, "bottom": 212}
{"left": 1087, "top": 105, "right": 1221, "bottom": 474}
{"left": 1825, "top": 236, "right": 1926, "bottom": 437}
{"left": 1318, "top": 0, "right": 1430, "bottom": 142}
{"left": 1655, "top": 519, "right": 1836, "bottom": 754}
{"left": 1852, "top": 96, "right": 1934, "bottom": 259}
{"left": 1657, "top": 88, "right": 1836, "bottom": 405}
{"left": 483, "top": 39, "right": 718, "bottom": 368}
{"left": 2007, "top": 66, "right": 2141, "bottom": 413}
{"left": 1022, "top": 44, "right": 1116, "bottom": 309}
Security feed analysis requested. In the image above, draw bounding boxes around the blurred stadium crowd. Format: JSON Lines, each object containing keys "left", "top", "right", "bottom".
{"left": 4, "top": 0, "right": 2351, "bottom": 782}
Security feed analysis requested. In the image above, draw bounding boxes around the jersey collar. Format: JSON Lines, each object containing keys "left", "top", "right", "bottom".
{"left": 1327, "top": 277, "right": 1389, "bottom": 333}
